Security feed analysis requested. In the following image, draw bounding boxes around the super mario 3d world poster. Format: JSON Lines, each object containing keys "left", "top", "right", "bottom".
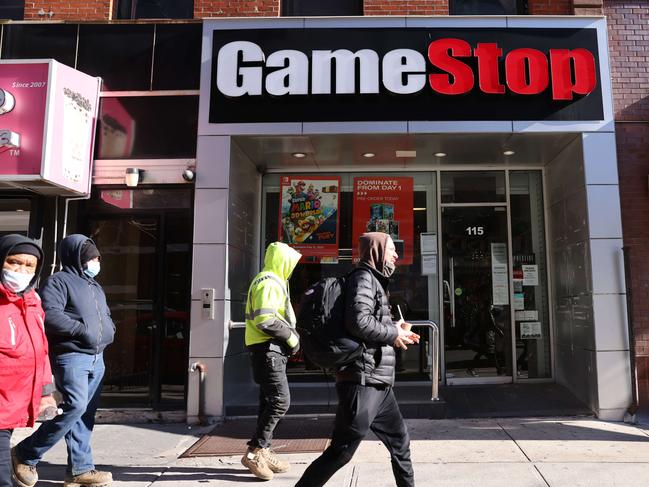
{"left": 279, "top": 176, "right": 341, "bottom": 263}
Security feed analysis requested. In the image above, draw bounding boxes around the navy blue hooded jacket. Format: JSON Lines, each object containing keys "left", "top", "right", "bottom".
{"left": 40, "top": 234, "right": 115, "bottom": 355}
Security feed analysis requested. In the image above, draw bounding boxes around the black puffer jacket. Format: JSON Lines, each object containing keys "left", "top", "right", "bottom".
{"left": 40, "top": 234, "right": 115, "bottom": 355}
{"left": 337, "top": 264, "right": 399, "bottom": 387}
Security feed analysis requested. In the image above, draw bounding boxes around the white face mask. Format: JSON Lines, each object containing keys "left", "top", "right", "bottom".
{"left": 84, "top": 261, "right": 101, "bottom": 278}
{"left": 2, "top": 269, "right": 34, "bottom": 293}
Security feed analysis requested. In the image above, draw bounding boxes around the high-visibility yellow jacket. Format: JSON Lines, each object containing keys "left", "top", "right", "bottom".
{"left": 245, "top": 242, "right": 301, "bottom": 348}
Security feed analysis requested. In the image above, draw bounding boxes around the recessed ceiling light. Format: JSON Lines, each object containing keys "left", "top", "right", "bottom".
{"left": 362, "top": 152, "right": 375, "bottom": 158}
{"left": 503, "top": 150, "right": 515, "bottom": 156}
{"left": 434, "top": 152, "right": 447, "bottom": 157}
{"left": 292, "top": 152, "right": 307, "bottom": 158}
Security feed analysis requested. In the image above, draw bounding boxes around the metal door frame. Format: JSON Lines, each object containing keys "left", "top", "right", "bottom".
{"left": 437, "top": 170, "right": 515, "bottom": 386}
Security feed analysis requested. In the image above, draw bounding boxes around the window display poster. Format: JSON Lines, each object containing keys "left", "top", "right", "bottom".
{"left": 421, "top": 254, "right": 437, "bottom": 275}
{"left": 352, "top": 177, "right": 414, "bottom": 265}
{"left": 521, "top": 321, "right": 543, "bottom": 339}
{"left": 279, "top": 176, "right": 340, "bottom": 262}
{"left": 491, "top": 243, "right": 509, "bottom": 305}
{"left": 522, "top": 265, "right": 539, "bottom": 286}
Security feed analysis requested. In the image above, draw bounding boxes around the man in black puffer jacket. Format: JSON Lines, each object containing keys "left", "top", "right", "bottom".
{"left": 297, "top": 232, "right": 419, "bottom": 487}
{"left": 14, "top": 234, "right": 115, "bottom": 487}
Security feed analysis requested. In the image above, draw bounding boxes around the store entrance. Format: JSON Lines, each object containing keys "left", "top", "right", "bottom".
{"left": 442, "top": 205, "right": 512, "bottom": 383}
{"left": 79, "top": 188, "right": 193, "bottom": 408}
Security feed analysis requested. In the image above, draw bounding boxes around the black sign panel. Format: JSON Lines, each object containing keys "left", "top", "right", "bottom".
{"left": 208, "top": 28, "right": 604, "bottom": 124}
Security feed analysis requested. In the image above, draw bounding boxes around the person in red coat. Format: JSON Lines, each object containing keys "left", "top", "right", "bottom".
{"left": 0, "top": 234, "right": 55, "bottom": 487}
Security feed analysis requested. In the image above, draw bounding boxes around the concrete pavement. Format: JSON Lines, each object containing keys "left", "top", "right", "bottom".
{"left": 11, "top": 416, "right": 649, "bottom": 486}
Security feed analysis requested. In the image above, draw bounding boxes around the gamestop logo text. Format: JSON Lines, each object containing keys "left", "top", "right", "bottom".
{"left": 215, "top": 38, "right": 597, "bottom": 101}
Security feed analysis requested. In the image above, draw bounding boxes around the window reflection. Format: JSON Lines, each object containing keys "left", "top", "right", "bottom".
{"left": 450, "top": 0, "right": 525, "bottom": 14}
{"left": 95, "top": 96, "right": 198, "bottom": 159}
{"left": 1, "top": 24, "right": 77, "bottom": 67}
{"left": 78, "top": 24, "right": 154, "bottom": 91}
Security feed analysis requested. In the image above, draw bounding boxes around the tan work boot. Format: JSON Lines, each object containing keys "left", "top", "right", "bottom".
{"left": 241, "top": 447, "right": 273, "bottom": 481}
{"left": 261, "top": 447, "right": 290, "bottom": 473}
{"left": 11, "top": 447, "right": 38, "bottom": 487}
{"left": 63, "top": 469, "right": 112, "bottom": 487}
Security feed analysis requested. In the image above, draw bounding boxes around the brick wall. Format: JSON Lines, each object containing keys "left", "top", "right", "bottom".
{"left": 194, "top": 0, "right": 279, "bottom": 17}
{"left": 605, "top": 0, "right": 649, "bottom": 408}
{"left": 364, "top": 0, "right": 448, "bottom": 15}
{"left": 23, "top": 0, "right": 586, "bottom": 20}
{"left": 24, "top": 0, "right": 112, "bottom": 20}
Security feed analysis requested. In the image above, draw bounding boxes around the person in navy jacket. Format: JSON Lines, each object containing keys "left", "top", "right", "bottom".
{"left": 13, "top": 234, "right": 115, "bottom": 487}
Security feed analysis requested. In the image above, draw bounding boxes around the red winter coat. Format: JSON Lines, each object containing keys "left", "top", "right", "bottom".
{"left": 0, "top": 283, "right": 53, "bottom": 429}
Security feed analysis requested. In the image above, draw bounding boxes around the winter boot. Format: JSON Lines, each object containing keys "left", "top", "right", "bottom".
{"left": 241, "top": 447, "right": 273, "bottom": 480}
{"left": 261, "top": 448, "right": 290, "bottom": 473}
{"left": 11, "top": 447, "right": 38, "bottom": 487}
{"left": 63, "top": 469, "right": 112, "bottom": 487}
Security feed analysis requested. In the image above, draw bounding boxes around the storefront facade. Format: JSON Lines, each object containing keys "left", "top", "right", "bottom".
{"left": 0, "top": 10, "right": 636, "bottom": 422}
{"left": 190, "top": 15, "right": 632, "bottom": 422}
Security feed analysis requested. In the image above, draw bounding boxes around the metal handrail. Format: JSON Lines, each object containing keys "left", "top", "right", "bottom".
{"left": 404, "top": 320, "right": 440, "bottom": 402}
{"left": 230, "top": 319, "right": 440, "bottom": 401}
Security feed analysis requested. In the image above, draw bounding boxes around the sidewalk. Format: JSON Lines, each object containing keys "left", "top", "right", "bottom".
{"left": 11, "top": 416, "right": 649, "bottom": 486}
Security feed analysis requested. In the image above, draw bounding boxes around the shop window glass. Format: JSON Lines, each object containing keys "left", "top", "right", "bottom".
{"left": 0, "top": 2, "right": 24, "bottom": 20}
{"left": 510, "top": 171, "right": 551, "bottom": 379}
{"left": 441, "top": 171, "right": 506, "bottom": 204}
{"left": 77, "top": 24, "right": 154, "bottom": 91}
{"left": 116, "top": 0, "right": 194, "bottom": 19}
{"left": 1, "top": 24, "right": 77, "bottom": 67}
{"left": 95, "top": 96, "right": 198, "bottom": 159}
{"left": 450, "top": 0, "right": 527, "bottom": 15}
{"left": 282, "top": 0, "right": 362, "bottom": 16}
{"left": 152, "top": 24, "right": 201, "bottom": 90}
{"left": 262, "top": 172, "right": 438, "bottom": 381}
{"left": 0, "top": 198, "right": 30, "bottom": 236}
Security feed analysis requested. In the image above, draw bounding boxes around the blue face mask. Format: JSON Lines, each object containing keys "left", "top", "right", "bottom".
{"left": 84, "top": 261, "right": 100, "bottom": 278}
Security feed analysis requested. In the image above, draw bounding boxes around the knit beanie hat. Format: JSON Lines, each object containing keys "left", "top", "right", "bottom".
{"left": 80, "top": 240, "right": 100, "bottom": 264}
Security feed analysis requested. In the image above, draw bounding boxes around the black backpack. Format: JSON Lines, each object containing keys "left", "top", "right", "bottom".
{"left": 296, "top": 270, "right": 364, "bottom": 370}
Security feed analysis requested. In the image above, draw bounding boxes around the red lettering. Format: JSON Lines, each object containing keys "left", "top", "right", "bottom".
{"left": 428, "top": 38, "right": 474, "bottom": 95}
{"left": 505, "top": 48, "right": 549, "bottom": 95}
{"left": 474, "top": 43, "right": 505, "bottom": 94}
{"left": 549, "top": 48, "right": 597, "bottom": 100}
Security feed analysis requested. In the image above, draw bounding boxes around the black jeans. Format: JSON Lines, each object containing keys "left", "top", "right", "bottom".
{"left": 296, "top": 383, "right": 415, "bottom": 487}
{"left": 0, "top": 429, "right": 12, "bottom": 487}
{"left": 248, "top": 349, "right": 290, "bottom": 449}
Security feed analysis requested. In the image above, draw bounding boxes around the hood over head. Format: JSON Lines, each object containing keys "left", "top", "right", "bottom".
{"left": 0, "top": 234, "right": 43, "bottom": 292}
{"left": 263, "top": 242, "right": 301, "bottom": 280}
{"left": 59, "top": 234, "right": 98, "bottom": 277}
{"left": 358, "top": 232, "right": 392, "bottom": 276}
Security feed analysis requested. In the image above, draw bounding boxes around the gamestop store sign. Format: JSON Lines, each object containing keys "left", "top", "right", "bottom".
{"left": 208, "top": 26, "right": 604, "bottom": 123}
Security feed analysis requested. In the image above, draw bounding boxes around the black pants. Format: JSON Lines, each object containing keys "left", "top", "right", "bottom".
{"left": 0, "top": 429, "right": 12, "bottom": 487}
{"left": 296, "top": 383, "right": 415, "bottom": 487}
{"left": 248, "top": 349, "right": 290, "bottom": 449}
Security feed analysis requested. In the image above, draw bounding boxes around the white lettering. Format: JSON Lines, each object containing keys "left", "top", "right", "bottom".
{"left": 266, "top": 50, "right": 309, "bottom": 96}
{"left": 216, "top": 41, "right": 264, "bottom": 97}
{"left": 382, "top": 49, "right": 426, "bottom": 95}
{"left": 312, "top": 49, "right": 379, "bottom": 95}
{"left": 0, "top": 130, "right": 20, "bottom": 149}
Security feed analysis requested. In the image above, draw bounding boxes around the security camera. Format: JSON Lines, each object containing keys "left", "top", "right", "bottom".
{"left": 182, "top": 168, "right": 195, "bottom": 182}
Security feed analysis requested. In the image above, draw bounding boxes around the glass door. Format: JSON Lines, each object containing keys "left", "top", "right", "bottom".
{"left": 89, "top": 215, "right": 161, "bottom": 406}
{"left": 441, "top": 205, "right": 513, "bottom": 383}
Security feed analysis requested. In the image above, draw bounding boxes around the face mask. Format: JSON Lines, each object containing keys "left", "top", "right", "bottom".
{"left": 2, "top": 269, "right": 34, "bottom": 293}
{"left": 383, "top": 261, "right": 396, "bottom": 278}
{"left": 84, "top": 261, "right": 101, "bottom": 278}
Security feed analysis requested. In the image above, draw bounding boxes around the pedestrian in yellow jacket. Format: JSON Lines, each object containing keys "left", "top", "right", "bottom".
{"left": 241, "top": 242, "right": 301, "bottom": 481}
